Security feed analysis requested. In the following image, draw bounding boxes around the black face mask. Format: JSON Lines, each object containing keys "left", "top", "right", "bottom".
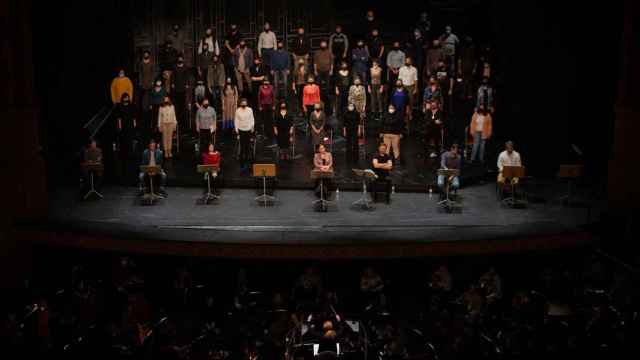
{"left": 123, "top": 101, "right": 130, "bottom": 105}
{"left": 203, "top": 103, "right": 209, "bottom": 108}
{"left": 393, "top": 46, "right": 400, "bottom": 50}
{"left": 177, "top": 61, "right": 184, "bottom": 66}
{"left": 143, "top": 54, "right": 150, "bottom": 59}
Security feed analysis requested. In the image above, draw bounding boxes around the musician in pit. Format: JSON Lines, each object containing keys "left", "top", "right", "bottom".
{"left": 313, "top": 143, "right": 334, "bottom": 199}
{"left": 139, "top": 139, "right": 167, "bottom": 195}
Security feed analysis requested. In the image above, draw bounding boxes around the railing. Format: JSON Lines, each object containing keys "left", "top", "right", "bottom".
{"left": 83, "top": 105, "right": 116, "bottom": 140}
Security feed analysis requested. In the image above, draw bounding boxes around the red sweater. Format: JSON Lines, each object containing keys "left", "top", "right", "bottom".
{"left": 202, "top": 151, "right": 221, "bottom": 166}
{"left": 258, "top": 85, "right": 275, "bottom": 108}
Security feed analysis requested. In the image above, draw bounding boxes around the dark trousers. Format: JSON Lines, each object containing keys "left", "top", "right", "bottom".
{"left": 199, "top": 130, "right": 213, "bottom": 153}
{"left": 345, "top": 129, "right": 359, "bottom": 163}
{"left": 173, "top": 91, "right": 187, "bottom": 130}
{"left": 296, "top": 84, "right": 305, "bottom": 112}
{"left": 238, "top": 130, "right": 252, "bottom": 167}
{"left": 259, "top": 107, "right": 274, "bottom": 140}
{"left": 371, "top": 177, "right": 392, "bottom": 203}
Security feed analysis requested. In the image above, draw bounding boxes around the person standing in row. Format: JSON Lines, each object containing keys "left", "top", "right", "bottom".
{"left": 221, "top": 79, "right": 238, "bottom": 134}
{"left": 199, "top": 27, "right": 220, "bottom": 56}
{"left": 469, "top": 105, "right": 492, "bottom": 163}
{"left": 335, "top": 61, "right": 351, "bottom": 122}
{"left": 329, "top": 25, "right": 349, "bottom": 71}
{"left": 386, "top": 41, "right": 405, "bottom": 86}
{"left": 352, "top": 39, "right": 370, "bottom": 87}
{"left": 258, "top": 22, "right": 277, "bottom": 67}
{"left": 309, "top": 103, "right": 327, "bottom": 149}
{"left": 270, "top": 40, "right": 291, "bottom": 100}
{"left": 369, "top": 59, "right": 386, "bottom": 119}
{"left": 196, "top": 98, "right": 217, "bottom": 154}
{"left": 250, "top": 57, "right": 269, "bottom": 109}
{"left": 234, "top": 98, "right": 255, "bottom": 172}
{"left": 303, "top": 77, "right": 321, "bottom": 122}
{"left": 172, "top": 56, "right": 192, "bottom": 129}
{"left": 223, "top": 24, "right": 241, "bottom": 77}
{"left": 425, "top": 99, "right": 444, "bottom": 158}
{"left": 149, "top": 80, "right": 168, "bottom": 142}
{"left": 292, "top": 26, "right": 310, "bottom": 69}
{"left": 257, "top": 79, "right": 276, "bottom": 144}
{"left": 111, "top": 69, "right": 134, "bottom": 105}
{"left": 137, "top": 51, "right": 154, "bottom": 113}
{"left": 197, "top": 41, "right": 214, "bottom": 73}
{"left": 313, "top": 41, "right": 333, "bottom": 110}
{"left": 366, "top": 29, "right": 385, "bottom": 68}
{"left": 168, "top": 24, "right": 185, "bottom": 56}
{"left": 274, "top": 102, "right": 294, "bottom": 160}
{"left": 348, "top": 77, "right": 367, "bottom": 120}
{"left": 342, "top": 103, "right": 361, "bottom": 164}
{"left": 158, "top": 96, "right": 177, "bottom": 159}
{"left": 398, "top": 57, "right": 418, "bottom": 117}
{"left": 380, "top": 104, "right": 403, "bottom": 165}
{"left": 292, "top": 59, "right": 308, "bottom": 115}
{"left": 234, "top": 40, "right": 254, "bottom": 97}
{"left": 207, "top": 55, "right": 226, "bottom": 113}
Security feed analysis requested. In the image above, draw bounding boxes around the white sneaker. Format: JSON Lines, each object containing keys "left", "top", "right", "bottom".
{"left": 429, "top": 152, "right": 437, "bottom": 158}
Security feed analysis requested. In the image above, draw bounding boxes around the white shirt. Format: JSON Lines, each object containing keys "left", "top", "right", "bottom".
{"left": 198, "top": 36, "right": 220, "bottom": 55}
{"left": 475, "top": 114, "right": 486, "bottom": 132}
{"left": 258, "top": 31, "right": 277, "bottom": 53}
{"left": 149, "top": 151, "right": 156, "bottom": 166}
{"left": 497, "top": 150, "right": 521, "bottom": 171}
{"left": 234, "top": 107, "right": 255, "bottom": 131}
{"left": 398, "top": 65, "right": 418, "bottom": 87}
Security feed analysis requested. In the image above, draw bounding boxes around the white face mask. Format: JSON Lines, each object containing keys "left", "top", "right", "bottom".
{"left": 389, "top": 109, "right": 395, "bottom": 114}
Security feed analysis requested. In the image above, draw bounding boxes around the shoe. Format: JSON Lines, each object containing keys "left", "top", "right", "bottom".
{"left": 266, "top": 143, "right": 277, "bottom": 148}
{"left": 430, "top": 152, "right": 437, "bottom": 158}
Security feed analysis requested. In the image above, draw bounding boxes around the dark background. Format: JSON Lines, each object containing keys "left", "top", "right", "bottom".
{"left": 31, "top": 0, "right": 623, "bottom": 185}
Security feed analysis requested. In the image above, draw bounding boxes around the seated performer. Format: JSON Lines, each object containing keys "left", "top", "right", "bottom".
{"left": 138, "top": 139, "right": 167, "bottom": 195}
{"left": 438, "top": 143, "right": 461, "bottom": 198}
{"left": 202, "top": 143, "right": 222, "bottom": 194}
{"left": 371, "top": 143, "right": 393, "bottom": 204}
{"left": 497, "top": 140, "right": 522, "bottom": 185}
{"left": 81, "top": 139, "right": 103, "bottom": 192}
{"left": 313, "top": 143, "right": 333, "bottom": 199}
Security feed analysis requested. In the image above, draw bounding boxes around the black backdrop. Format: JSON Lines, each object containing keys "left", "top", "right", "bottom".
{"left": 32, "top": 0, "right": 622, "bottom": 185}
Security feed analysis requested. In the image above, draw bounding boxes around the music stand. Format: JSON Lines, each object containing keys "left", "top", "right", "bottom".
{"left": 139, "top": 165, "right": 164, "bottom": 205}
{"left": 197, "top": 164, "right": 220, "bottom": 204}
{"left": 311, "top": 170, "right": 334, "bottom": 212}
{"left": 437, "top": 168, "right": 460, "bottom": 211}
{"left": 501, "top": 166, "right": 525, "bottom": 207}
{"left": 253, "top": 163, "right": 277, "bottom": 206}
{"left": 81, "top": 162, "right": 104, "bottom": 200}
{"left": 352, "top": 169, "right": 377, "bottom": 210}
{"left": 558, "top": 164, "right": 583, "bottom": 207}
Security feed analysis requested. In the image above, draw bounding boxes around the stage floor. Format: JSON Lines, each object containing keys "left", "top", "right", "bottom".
{"left": 46, "top": 183, "right": 596, "bottom": 247}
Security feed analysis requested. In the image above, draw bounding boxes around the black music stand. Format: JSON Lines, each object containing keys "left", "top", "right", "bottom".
{"left": 197, "top": 164, "right": 220, "bottom": 204}
{"left": 352, "top": 169, "right": 377, "bottom": 210}
{"left": 81, "top": 162, "right": 104, "bottom": 200}
{"left": 253, "top": 163, "right": 277, "bottom": 206}
{"left": 558, "top": 164, "right": 583, "bottom": 207}
{"left": 501, "top": 166, "right": 525, "bottom": 207}
{"left": 437, "top": 168, "right": 460, "bottom": 211}
{"left": 139, "top": 165, "right": 164, "bottom": 205}
{"left": 311, "top": 170, "right": 334, "bottom": 212}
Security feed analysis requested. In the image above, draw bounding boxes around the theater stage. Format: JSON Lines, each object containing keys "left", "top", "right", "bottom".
{"left": 29, "top": 183, "right": 598, "bottom": 258}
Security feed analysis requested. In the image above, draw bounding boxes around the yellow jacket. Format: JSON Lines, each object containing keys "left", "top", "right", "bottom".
{"left": 111, "top": 76, "right": 134, "bottom": 104}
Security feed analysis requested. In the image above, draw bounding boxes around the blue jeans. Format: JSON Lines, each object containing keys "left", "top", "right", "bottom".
{"left": 438, "top": 175, "right": 459, "bottom": 190}
{"left": 272, "top": 70, "right": 289, "bottom": 99}
{"left": 260, "top": 48, "right": 275, "bottom": 69}
{"left": 470, "top": 131, "right": 486, "bottom": 162}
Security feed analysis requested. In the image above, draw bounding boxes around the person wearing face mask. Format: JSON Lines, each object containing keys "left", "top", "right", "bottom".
{"left": 407, "top": 29, "right": 426, "bottom": 80}
{"left": 159, "top": 41, "right": 178, "bottom": 72}
{"left": 292, "top": 59, "right": 309, "bottom": 115}
{"left": 199, "top": 27, "right": 220, "bottom": 56}
{"left": 258, "top": 22, "right": 277, "bottom": 67}
{"left": 329, "top": 25, "right": 349, "bottom": 70}
{"left": 137, "top": 50, "right": 154, "bottom": 111}
{"left": 207, "top": 55, "right": 227, "bottom": 112}
{"left": 352, "top": 40, "right": 370, "bottom": 87}
{"left": 371, "top": 143, "right": 393, "bottom": 204}
{"left": 416, "top": 12, "right": 432, "bottom": 42}
{"left": 168, "top": 24, "right": 185, "bottom": 56}
{"left": 335, "top": 61, "right": 351, "bottom": 121}
{"left": 434, "top": 59, "right": 454, "bottom": 111}
{"left": 158, "top": 96, "right": 177, "bottom": 159}
{"left": 380, "top": 104, "right": 403, "bottom": 165}
{"left": 398, "top": 57, "right": 418, "bottom": 114}
{"left": 313, "top": 40, "right": 334, "bottom": 111}
{"left": 425, "top": 40, "right": 444, "bottom": 80}
{"left": 469, "top": 105, "right": 492, "bottom": 163}
{"left": 111, "top": 68, "right": 134, "bottom": 105}
{"left": 148, "top": 80, "right": 167, "bottom": 141}
{"left": 270, "top": 41, "right": 291, "bottom": 100}
{"left": 222, "top": 78, "right": 239, "bottom": 132}
{"left": 172, "top": 56, "right": 192, "bottom": 129}
{"left": 423, "top": 77, "right": 443, "bottom": 112}
{"left": 234, "top": 98, "right": 255, "bottom": 171}
{"left": 439, "top": 25, "right": 459, "bottom": 71}
{"left": 366, "top": 29, "right": 385, "bottom": 69}
{"left": 292, "top": 27, "right": 310, "bottom": 69}
{"left": 274, "top": 102, "right": 294, "bottom": 160}
{"left": 233, "top": 40, "right": 254, "bottom": 96}
{"left": 342, "top": 103, "right": 361, "bottom": 163}
{"left": 257, "top": 79, "right": 276, "bottom": 143}
{"left": 386, "top": 41, "right": 405, "bottom": 86}
{"left": 309, "top": 104, "right": 327, "bottom": 150}
{"left": 250, "top": 57, "right": 270, "bottom": 108}
{"left": 389, "top": 80, "right": 409, "bottom": 123}
{"left": 476, "top": 76, "right": 494, "bottom": 113}
{"left": 302, "top": 77, "right": 321, "bottom": 122}
{"left": 223, "top": 24, "right": 241, "bottom": 77}
{"left": 458, "top": 37, "right": 476, "bottom": 99}
{"left": 198, "top": 40, "right": 214, "bottom": 72}
{"left": 363, "top": 10, "right": 380, "bottom": 38}
{"left": 369, "top": 59, "right": 386, "bottom": 119}
{"left": 425, "top": 99, "right": 444, "bottom": 158}
{"left": 115, "top": 93, "right": 136, "bottom": 158}
{"left": 196, "top": 98, "right": 217, "bottom": 154}
{"left": 348, "top": 77, "right": 367, "bottom": 119}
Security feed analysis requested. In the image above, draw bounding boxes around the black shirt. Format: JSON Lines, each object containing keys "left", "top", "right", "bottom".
{"left": 366, "top": 35, "right": 384, "bottom": 60}
{"left": 373, "top": 153, "right": 391, "bottom": 179}
{"left": 250, "top": 64, "right": 270, "bottom": 83}
{"left": 343, "top": 110, "right": 359, "bottom": 132}
{"left": 382, "top": 111, "right": 403, "bottom": 134}
{"left": 292, "top": 35, "right": 310, "bottom": 57}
